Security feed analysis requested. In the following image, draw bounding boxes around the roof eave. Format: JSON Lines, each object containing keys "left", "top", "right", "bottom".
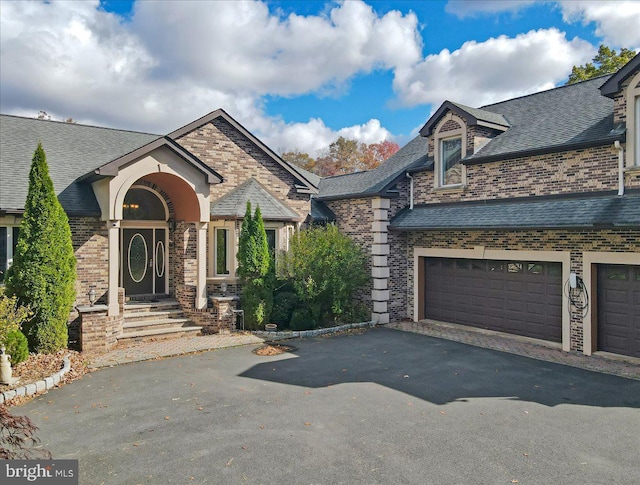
{"left": 599, "top": 53, "right": 640, "bottom": 98}
{"left": 95, "top": 136, "right": 223, "bottom": 184}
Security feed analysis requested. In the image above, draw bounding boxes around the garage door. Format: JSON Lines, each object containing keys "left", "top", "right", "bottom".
{"left": 424, "top": 258, "right": 562, "bottom": 342}
{"left": 597, "top": 264, "right": 640, "bottom": 358}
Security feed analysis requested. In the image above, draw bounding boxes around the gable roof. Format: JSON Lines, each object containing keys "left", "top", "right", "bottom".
{"left": 94, "top": 136, "right": 223, "bottom": 184}
{"left": 389, "top": 191, "right": 640, "bottom": 231}
{"left": 210, "top": 177, "right": 302, "bottom": 221}
{"left": 419, "top": 101, "right": 510, "bottom": 137}
{"left": 0, "top": 114, "right": 159, "bottom": 215}
{"left": 169, "top": 109, "right": 318, "bottom": 194}
{"left": 599, "top": 52, "right": 640, "bottom": 98}
{"left": 317, "top": 135, "right": 430, "bottom": 200}
{"left": 464, "top": 75, "right": 622, "bottom": 164}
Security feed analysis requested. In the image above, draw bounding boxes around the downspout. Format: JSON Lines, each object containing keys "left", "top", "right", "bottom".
{"left": 614, "top": 140, "right": 624, "bottom": 196}
{"left": 406, "top": 173, "right": 414, "bottom": 209}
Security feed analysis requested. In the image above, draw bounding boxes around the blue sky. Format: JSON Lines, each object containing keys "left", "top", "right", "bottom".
{"left": 1, "top": 1, "right": 639, "bottom": 154}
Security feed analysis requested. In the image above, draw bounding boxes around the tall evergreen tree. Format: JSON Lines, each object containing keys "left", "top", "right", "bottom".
{"left": 236, "top": 203, "right": 273, "bottom": 329}
{"left": 5, "top": 143, "right": 76, "bottom": 353}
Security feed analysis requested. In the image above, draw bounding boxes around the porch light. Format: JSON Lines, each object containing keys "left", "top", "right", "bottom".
{"left": 88, "top": 286, "right": 97, "bottom": 306}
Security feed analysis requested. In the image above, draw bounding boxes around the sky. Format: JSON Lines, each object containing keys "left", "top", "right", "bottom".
{"left": 1, "top": 1, "right": 639, "bottom": 156}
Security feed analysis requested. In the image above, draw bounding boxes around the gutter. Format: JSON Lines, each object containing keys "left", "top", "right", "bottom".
{"left": 615, "top": 140, "right": 625, "bottom": 196}
{"left": 406, "top": 173, "right": 414, "bottom": 209}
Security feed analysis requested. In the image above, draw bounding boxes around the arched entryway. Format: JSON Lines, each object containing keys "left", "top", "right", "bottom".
{"left": 121, "top": 186, "right": 169, "bottom": 296}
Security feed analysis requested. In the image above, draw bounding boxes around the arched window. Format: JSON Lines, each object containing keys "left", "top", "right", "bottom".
{"left": 122, "top": 187, "right": 168, "bottom": 221}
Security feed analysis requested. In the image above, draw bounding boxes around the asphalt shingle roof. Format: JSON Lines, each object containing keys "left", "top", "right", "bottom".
{"left": 466, "top": 75, "right": 618, "bottom": 162}
{"left": 388, "top": 192, "right": 640, "bottom": 231}
{"left": 0, "top": 115, "right": 159, "bottom": 215}
{"left": 210, "top": 178, "right": 301, "bottom": 221}
{"left": 310, "top": 198, "right": 336, "bottom": 222}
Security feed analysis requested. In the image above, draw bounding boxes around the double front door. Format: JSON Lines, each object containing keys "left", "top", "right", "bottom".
{"left": 122, "top": 228, "right": 167, "bottom": 296}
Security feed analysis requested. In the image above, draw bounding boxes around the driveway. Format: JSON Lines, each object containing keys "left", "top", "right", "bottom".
{"left": 17, "top": 328, "right": 640, "bottom": 484}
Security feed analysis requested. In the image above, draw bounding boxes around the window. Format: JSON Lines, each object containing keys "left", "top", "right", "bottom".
{"left": 440, "top": 137, "right": 462, "bottom": 186}
{"left": 214, "top": 228, "right": 230, "bottom": 275}
{"left": 433, "top": 113, "right": 466, "bottom": 188}
{"left": 0, "top": 226, "right": 19, "bottom": 282}
{"left": 265, "top": 229, "right": 276, "bottom": 255}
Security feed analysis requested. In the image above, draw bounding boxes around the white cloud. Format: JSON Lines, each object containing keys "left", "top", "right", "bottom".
{"left": 392, "top": 28, "right": 595, "bottom": 109}
{"left": 260, "top": 117, "right": 393, "bottom": 156}
{"left": 445, "top": 0, "right": 537, "bottom": 18}
{"left": 0, "top": 0, "right": 416, "bottom": 149}
{"left": 559, "top": 1, "right": 640, "bottom": 48}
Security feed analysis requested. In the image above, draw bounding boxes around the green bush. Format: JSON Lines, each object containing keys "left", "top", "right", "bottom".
{"left": 289, "top": 307, "right": 316, "bottom": 331}
{"left": 281, "top": 224, "right": 369, "bottom": 327}
{"left": 4, "top": 329, "right": 29, "bottom": 365}
{"left": 0, "top": 288, "right": 31, "bottom": 349}
{"left": 5, "top": 143, "right": 76, "bottom": 353}
{"left": 271, "top": 291, "right": 299, "bottom": 328}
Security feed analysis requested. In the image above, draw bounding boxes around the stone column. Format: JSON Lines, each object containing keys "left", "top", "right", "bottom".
{"left": 196, "top": 222, "right": 208, "bottom": 309}
{"left": 371, "top": 198, "right": 390, "bottom": 324}
{"left": 107, "top": 221, "right": 120, "bottom": 316}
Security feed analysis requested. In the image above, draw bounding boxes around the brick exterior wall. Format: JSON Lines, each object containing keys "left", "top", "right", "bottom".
{"left": 175, "top": 117, "right": 311, "bottom": 220}
{"left": 70, "top": 217, "right": 109, "bottom": 307}
{"left": 412, "top": 144, "right": 640, "bottom": 204}
{"left": 326, "top": 197, "right": 375, "bottom": 308}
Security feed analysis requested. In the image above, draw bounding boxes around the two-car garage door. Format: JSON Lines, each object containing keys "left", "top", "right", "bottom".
{"left": 424, "top": 258, "right": 563, "bottom": 343}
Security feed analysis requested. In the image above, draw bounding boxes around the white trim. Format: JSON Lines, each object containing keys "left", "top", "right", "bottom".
{"left": 209, "top": 220, "right": 236, "bottom": 278}
{"left": 0, "top": 224, "right": 19, "bottom": 278}
{"left": 582, "top": 252, "right": 640, "bottom": 356}
{"left": 413, "top": 247, "right": 571, "bottom": 351}
{"left": 626, "top": 72, "right": 640, "bottom": 167}
{"left": 127, "top": 233, "right": 148, "bottom": 283}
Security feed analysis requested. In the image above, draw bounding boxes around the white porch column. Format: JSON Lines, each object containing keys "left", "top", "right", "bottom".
{"left": 108, "top": 221, "right": 120, "bottom": 316}
{"left": 196, "top": 222, "right": 208, "bottom": 309}
{"left": 371, "top": 198, "right": 391, "bottom": 324}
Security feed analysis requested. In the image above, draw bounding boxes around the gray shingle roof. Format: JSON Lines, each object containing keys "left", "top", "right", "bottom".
{"left": 317, "top": 135, "right": 429, "bottom": 200}
{"left": 466, "top": 75, "right": 619, "bottom": 162}
{"left": 0, "top": 115, "right": 159, "bottom": 215}
{"left": 389, "top": 192, "right": 640, "bottom": 231}
{"left": 310, "top": 198, "right": 336, "bottom": 222}
{"left": 210, "top": 178, "right": 301, "bottom": 221}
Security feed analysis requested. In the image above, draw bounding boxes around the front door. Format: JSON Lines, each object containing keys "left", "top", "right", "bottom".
{"left": 122, "top": 228, "right": 166, "bottom": 295}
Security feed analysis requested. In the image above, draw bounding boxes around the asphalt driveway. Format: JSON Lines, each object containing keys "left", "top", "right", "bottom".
{"left": 17, "top": 328, "right": 640, "bottom": 484}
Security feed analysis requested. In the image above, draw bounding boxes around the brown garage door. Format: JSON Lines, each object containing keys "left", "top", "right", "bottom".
{"left": 597, "top": 264, "right": 640, "bottom": 358}
{"left": 424, "top": 258, "right": 562, "bottom": 342}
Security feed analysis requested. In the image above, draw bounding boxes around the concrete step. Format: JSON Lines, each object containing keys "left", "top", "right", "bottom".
{"left": 124, "top": 299, "right": 180, "bottom": 313}
{"left": 122, "top": 318, "right": 193, "bottom": 333}
{"left": 118, "top": 325, "right": 203, "bottom": 343}
{"left": 124, "top": 309, "right": 185, "bottom": 322}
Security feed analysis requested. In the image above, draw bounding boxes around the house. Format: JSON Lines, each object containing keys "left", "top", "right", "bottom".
{"left": 0, "top": 109, "right": 324, "bottom": 351}
{"left": 317, "top": 52, "right": 640, "bottom": 359}
{"left": 1, "top": 54, "right": 639, "bottom": 359}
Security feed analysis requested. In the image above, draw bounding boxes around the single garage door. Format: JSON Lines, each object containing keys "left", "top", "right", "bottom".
{"left": 597, "top": 264, "right": 640, "bottom": 358}
{"left": 424, "top": 258, "right": 562, "bottom": 342}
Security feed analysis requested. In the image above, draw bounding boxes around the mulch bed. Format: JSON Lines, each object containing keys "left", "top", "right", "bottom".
{"left": 0, "top": 350, "right": 90, "bottom": 406}
{"left": 253, "top": 344, "right": 297, "bottom": 356}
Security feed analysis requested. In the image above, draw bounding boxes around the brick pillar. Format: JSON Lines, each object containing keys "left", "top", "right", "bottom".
{"left": 371, "top": 198, "right": 390, "bottom": 324}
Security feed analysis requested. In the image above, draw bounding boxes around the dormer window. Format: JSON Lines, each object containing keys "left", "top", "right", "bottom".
{"left": 440, "top": 137, "right": 463, "bottom": 186}
{"left": 433, "top": 113, "right": 466, "bottom": 189}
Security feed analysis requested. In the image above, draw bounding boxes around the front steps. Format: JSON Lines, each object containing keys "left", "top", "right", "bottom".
{"left": 119, "top": 298, "right": 202, "bottom": 344}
